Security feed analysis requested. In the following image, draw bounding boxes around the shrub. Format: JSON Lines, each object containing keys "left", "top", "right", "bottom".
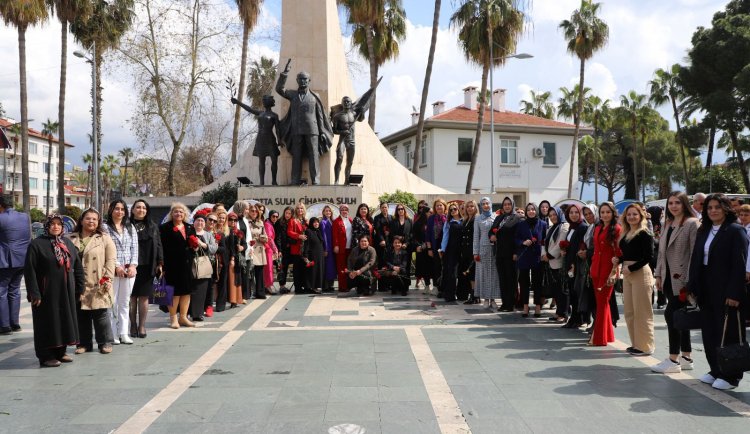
{"left": 64, "top": 206, "right": 82, "bottom": 221}
{"left": 378, "top": 189, "right": 418, "bottom": 212}
{"left": 200, "top": 182, "right": 238, "bottom": 207}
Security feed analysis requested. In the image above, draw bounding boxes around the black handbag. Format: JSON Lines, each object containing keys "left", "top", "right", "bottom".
{"left": 717, "top": 309, "right": 750, "bottom": 375}
{"left": 672, "top": 304, "right": 702, "bottom": 331}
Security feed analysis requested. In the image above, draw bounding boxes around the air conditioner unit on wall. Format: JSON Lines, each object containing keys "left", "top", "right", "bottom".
{"left": 532, "top": 148, "right": 545, "bottom": 158}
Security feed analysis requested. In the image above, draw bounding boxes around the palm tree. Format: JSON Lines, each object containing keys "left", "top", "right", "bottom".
{"left": 100, "top": 154, "right": 119, "bottom": 206}
{"left": 450, "top": 0, "right": 527, "bottom": 194}
{"left": 82, "top": 152, "right": 92, "bottom": 203}
{"left": 245, "top": 55, "right": 277, "bottom": 107}
{"left": 649, "top": 64, "right": 690, "bottom": 188}
{"left": 50, "top": 0, "right": 92, "bottom": 214}
{"left": 557, "top": 84, "right": 590, "bottom": 123}
{"left": 519, "top": 89, "right": 555, "bottom": 119}
{"left": 70, "top": 0, "right": 135, "bottom": 165}
{"left": 560, "top": 0, "right": 609, "bottom": 197}
{"left": 0, "top": 0, "right": 49, "bottom": 211}
{"left": 339, "top": 0, "right": 407, "bottom": 129}
{"left": 230, "top": 0, "right": 263, "bottom": 166}
{"left": 118, "top": 147, "right": 133, "bottom": 196}
{"left": 620, "top": 90, "right": 649, "bottom": 198}
{"left": 411, "top": 0, "right": 440, "bottom": 175}
{"left": 583, "top": 94, "right": 610, "bottom": 203}
{"left": 41, "top": 119, "right": 59, "bottom": 215}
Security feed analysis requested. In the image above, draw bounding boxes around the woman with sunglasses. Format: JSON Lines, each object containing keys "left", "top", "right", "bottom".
{"left": 225, "top": 212, "right": 247, "bottom": 307}
{"left": 438, "top": 203, "right": 463, "bottom": 302}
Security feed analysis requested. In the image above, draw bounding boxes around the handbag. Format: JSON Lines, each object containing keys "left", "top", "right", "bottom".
{"left": 717, "top": 308, "right": 750, "bottom": 375}
{"left": 192, "top": 247, "right": 213, "bottom": 279}
{"left": 149, "top": 278, "right": 174, "bottom": 306}
{"left": 672, "top": 304, "right": 702, "bottom": 330}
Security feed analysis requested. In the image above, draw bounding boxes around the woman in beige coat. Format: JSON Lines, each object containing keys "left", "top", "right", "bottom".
{"left": 651, "top": 192, "right": 700, "bottom": 373}
{"left": 68, "top": 208, "right": 117, "bottom": 354}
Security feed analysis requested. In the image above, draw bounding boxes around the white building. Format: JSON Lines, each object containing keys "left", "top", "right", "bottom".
{"left": 1, "top": 118, "right": 75, "bottom": 210}
{"left": 380, "top": 87, "right": 592, "bottom": 205}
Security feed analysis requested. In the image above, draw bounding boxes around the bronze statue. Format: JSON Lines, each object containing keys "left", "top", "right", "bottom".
{"left": 329, "top": 78, "right": 381, "bottom": 184}
{"left": 231, "top": 95, "right": 281, "bottom": 185}
{"left": 275, "top": 59, "right": 333, "bottom": 185}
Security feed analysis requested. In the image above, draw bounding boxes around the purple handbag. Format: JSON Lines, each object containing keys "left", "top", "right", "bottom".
{"left": 149, "top": 278, "right": 174, "bottom": 306}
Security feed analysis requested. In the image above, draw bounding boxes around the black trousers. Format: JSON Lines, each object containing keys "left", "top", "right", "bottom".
{"left": 701, "top": 304, "right": 746, "bottom": 384}
{"left": 518, "top": 266, "right": 544, "bottom": 307}
{"left": 77, "top": 307, "right": 113, "bottom": 348}
{"left": 442, "top": 254, "right": 458, "bottom": 302}
{"left": 553, "top": 270, "right": 569, "bottom": 318}
{"left": 292, "top": 255, "right": 307, "bottom": 292}
{"left": 215, "top": 263, "right": 227, "bottom": 312}
{"left": 242, "top": 260, "right": 253, "bottom": 299}
{"left": 456, "top": 257, "right": 473, "bottom": 301}
{"left": 497, "top": 256, "right": 517, "bottom": 309}
{"left": 381, "top": 275, "right": 409, "bottom": 294}
{"left": 36, "top": 345, "right": 67, "bottom": 363}
{"left": 348, "top": 275, "right": 373, "bottom": 295}
{"left": 253, "top": 265, "right": 265, "bottom": 296}
{"left": 431, "top": 251, "right": 443, "bottom": 292}
{"left": 278, "top": 252, "right": 292, "bottom": 287}
{"left": 664, "top": 294, "right": 692, "bottom": 355}
{"left": 190, "top": 279, "right": 210, "bottom": 319}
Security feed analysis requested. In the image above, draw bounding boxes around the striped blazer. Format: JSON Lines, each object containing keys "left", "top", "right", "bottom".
{"left": 654, "top": 217, "right": 699, "bottom": 294}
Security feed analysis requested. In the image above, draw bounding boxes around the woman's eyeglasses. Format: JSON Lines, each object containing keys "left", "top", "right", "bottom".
{"left": 228, "top": 219, "right": 237, "bottom": 222}
{"left": 208, "top": 218, "right": 218, "bottom": 223}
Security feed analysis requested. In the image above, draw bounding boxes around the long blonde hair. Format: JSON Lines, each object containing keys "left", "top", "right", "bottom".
{"left": 462, "top": 200, "right": 478, "bottom": 220}
{"left": 619, "top": 204, "right": 648, "bottom": 241}
{"left": 165, "top": 202, "right": 190, "bottom": 223}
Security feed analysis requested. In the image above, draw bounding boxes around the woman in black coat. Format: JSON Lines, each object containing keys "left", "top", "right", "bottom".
{"left": 381, "top": 235, "right": 411, "bottom": 296}
{"left": 129, "top": 199, "right": 163, "bottom": 338}
{"left": 389, "top": 204, "right": 413, "bottom": 275}
{"left": 159, "top": 203, "right": 197, "bottom": 329}
{"left": 413, "top": 202, "right": 432, "bottom": 292}
{"left": 688, "top": 194, "right": 748, "bottom": 390}
{"left": 439, "top": 204, "right": 463, "bottom": 302}
{"left": 459, "top": 201, "right": 477, "bottom": 303}
{"left": 24, "top": 215, "right": 85, "bottom": 367}
{"left": 562, "top": 204, "right": 589, "bottom": 328}
{"left": 275, "top": 207, "right": 294, "bottom": 294}
{"left": 303, "top": 217, "right": 326, "bottom": 293}
{"left": 490, "top": 196, "right": 521, "bottom": 312}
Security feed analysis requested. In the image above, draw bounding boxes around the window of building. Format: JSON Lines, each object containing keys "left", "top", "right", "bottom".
{"left": 30, "top": 178, "right": 39, "bottom": 189}
{"left": 390, "top": 146, "right": 397, "bottom": 159}
{"left": 500, "top": 139, "right": 517, "bottom": 165}
{"left": 29, "top": 142, "right": 37, "bottom": 154}
{"left": 43, "top": 162, "right": 54, "bottom": 174}
{"left": 29, "top": 161, "right": 38, "bottom": 172}
{"left": 420, "top": 135, "right": 427, "bottom": 166}
{"left": 66, "top": 197, "right": 71, "bottom": 206}
{"left": 543, "top": 142, "right": 556, "bottom": 166}
{"left": 43, "top": 179, "right": 55, "bottom": 190}
{"left": 29, "top": 196, "right": 38, "bottom": 207}
{"left": 403, "top": 141, "right": 412, "bottom": 168}
{"left": 458, "top": 138, "right": 473, "bottom": 163}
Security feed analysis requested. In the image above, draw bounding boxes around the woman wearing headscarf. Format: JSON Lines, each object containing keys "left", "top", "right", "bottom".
{"left": 589, "top": 202, "right": 621, "bottom": 346}
{"left": 541, "top": 207, "right": 569, "bottom": 322}
{"left": 459, "top": 201, "right": 478, "bottom": 303}
{"left": 490, "top": 196, "right": 521, "bottom": 312}
{"left": 580, "top": 204, "right": 599, "bottom": 329}
{"left": 562, "top": 204, "right": 589, "bottom": 328}
{"left": 427, "top": 199, "right": 448, "bottom": 297}
{"left": 129, "top": 200, "right": 163, "bottom": 338}
{"left": 320, "top": 205, "right": 337, "bottom": 292}
{"left": 303, "top": 217, "right": 326, "bottom": 294}
{"left": 474, "top": 198, "right": 499, "bottom": 308}
{"left": 515, "top": 203, "right": 547, "bottom": 317}
{"left": 413, "top": 202, "right": 432, "bottom": 293}
{"left": 439, "top": 202, "right": 463, "bottom": 302}
{"left": 190, "top": 214, "right": 218, "bottom": 320}
{"left": 24, "top": 215, "right": 85, "bottom": 367}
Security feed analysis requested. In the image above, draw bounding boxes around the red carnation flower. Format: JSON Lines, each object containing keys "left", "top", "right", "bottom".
{"left": 579, "top": 242, "right": 587, "bottom": 251}
{"left": 306, "top": 260, "right": 315, "bottom": 268}
{"left": 195, "top": 208, "right": 211, "bottom": 218}
{"left": 234, "top": 229, "right": 244, "bottom": 238}
{"left": 214, "top": 233, "right": 222, "bottom": 242}
{"left": 250, "top": 240, "right": 256, "bottom": 247}
{"left": 492, "top": 228, "right": 498, "bottom": 234}
{"left": 99, "top": 276, "right": 110, "bottom": 285}
{"left": 373, "top": 270, "right": 381, "bottom": 279}
{"left": 188, "top": 235, "right": 200, "bottom": 249}
{"left": 559, "top": 240, "right": 570, "bottom": 250}
{"left": 531, "top": 237, "right": 538, "bottom": 243}
{"left": 678, "top": 287, "right": 688, "bottom": 303}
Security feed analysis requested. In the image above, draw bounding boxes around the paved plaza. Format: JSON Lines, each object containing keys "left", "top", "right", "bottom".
{"left": 2, "top": 286, "right": 750, "bottom": 434}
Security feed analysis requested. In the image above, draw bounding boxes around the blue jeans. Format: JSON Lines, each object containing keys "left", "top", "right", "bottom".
{"left": 0, "top": 268, "right": 23, "bottom": 328}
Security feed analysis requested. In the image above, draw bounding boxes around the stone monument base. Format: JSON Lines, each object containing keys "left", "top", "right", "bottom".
{"left": 237, "top": 185, "right": 363, "bottom": 208}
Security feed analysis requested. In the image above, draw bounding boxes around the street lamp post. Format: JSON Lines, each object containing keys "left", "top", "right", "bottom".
{"left": 74, "top": 42, "right": 100, "bottom": 211}
{"left": 488, "top": 43, "right": 532, "bottom": 194}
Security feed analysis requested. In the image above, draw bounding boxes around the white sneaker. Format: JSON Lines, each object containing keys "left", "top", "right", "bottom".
{"left": 423, "top": 284, "right": 431, "bottom": 295}
{"left": 416, "top": 281, "right": 424, "bottom": 290}
{"left": 119, "top": 334, "right": 133, "bottom": 345}
{"left": 699, "top": 373, "right": 716, "bottom": 384}
{"left": 712, "top": 378, "right": 737, "bottom": 390}
{"left": 680, "top": 356, "right": 694, "bottom": 371}
{"left": 650, "top": 358, "right": 681, "bottom": 374}
{"left": 112, "top": 337, "right": 121, "bottom": 345}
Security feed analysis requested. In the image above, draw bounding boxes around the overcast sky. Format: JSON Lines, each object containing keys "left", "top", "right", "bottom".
{"left": 0, "top": 0, "right": 729, "bottom": 199}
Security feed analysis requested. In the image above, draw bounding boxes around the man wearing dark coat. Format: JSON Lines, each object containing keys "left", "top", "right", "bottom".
{"left": 275, "top": 58, "right": 333, "bottom": 185}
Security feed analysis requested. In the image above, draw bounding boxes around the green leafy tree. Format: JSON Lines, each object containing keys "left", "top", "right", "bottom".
{"left": 411, "top": 0, "right": 440, "bottom": 175}
{"left": 118, "top": 147, "right": 133, "bottom": 195}
{"left": 649, "top": 64, "right": 690, "bottom": 189}
{"left": 64, "top": 205, "right": 82, "bottom": 220}
{"left": 688, "top": 165, "right": 745, "bottom": 194}
{"left": 0, "top": 0, "right": 49, "bottom": 211}
{"left": 519, "top": 90, "right": 555, "bottom": 119}
{"left": 41, "top": 119, "right": 59, "bottom": 215}
{"left": 378, "top": 189, "right": 418, "bottom": 214}
{"left": 557, "top": 84, "right": 590, "bottom": 123}
{"left": 619, "top": 91, "right": 649, "bottom": 199}
{"left": 100, "top": 154, "right": 120, "bottom": 206}
{"left": 339, "top": 0, "right": 407, "bottom": 129}
{"left": 450, "top": 0, "right": 528, "bottom": 194}
{"left": 582, "top": 94, "right": 610, "bottom": 203}
{"left": 245, "top": 55, "right": 277, "bottom": 108}
{"left": 200, "top": 181, "right": 238, "bottom": 206}
{"left": 560, "top": 0, "right": 609, "bottom": 197}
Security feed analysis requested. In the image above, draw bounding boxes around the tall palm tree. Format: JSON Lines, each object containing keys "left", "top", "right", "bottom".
{"left": 451, "top": 0, "right": 527, "bottom": 194}
{"left": 519, "top": 89, "right": 555, "bottom": 119}
{"left": 50, "top": 0, "right": 92, "bottom": 214}
{"left": 411, "top": 0, "right": 440, "bottom": 175}
{"left": 70, "top": 0, "right": 135, "bottom": 165}
{"left": 230, "top": 0, "right": 262, "bottom": 166}
{"left": 339, "top": 0, "right": 407, "bottom": 129}
{"left": 557, "top": 84, "right": 590, "bottom": 123}
{"left": 100, "top": 154, "right": 119, "bottom": 206}
{"left": 0, "top": 0, "right": 49, "bottom": 211}
{"left": 82, "top": 152, "right": 92, "bottom": 203}
{"left": 117, "top": 147, "right": 133, "bottom": 196}
{"left": 583, "top": 94, "right": 610, "bottom": 203}
{"left": 560, "top": 0, "right": 609, "bottom": 197}
{"left": 620, "top": 90, "right": 649, "bottom": 198}
{"left": 41, "top": 119, "right": 59, "bottom": 215}
{"left": 649, "top": 64, "right": 690, "bottom": 188}
{"left": 245, "top": 55, "right": 277, "bottom": 107}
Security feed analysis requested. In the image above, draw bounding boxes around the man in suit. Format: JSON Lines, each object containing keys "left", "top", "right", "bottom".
{"left": 691, "top": 192, "right": 706, "bottom": 220}
{"left": 275, "top": 59, "right": 333, "bottom": 185}
{"left": 0, "top": 196, "right": 31, "bottom": 334}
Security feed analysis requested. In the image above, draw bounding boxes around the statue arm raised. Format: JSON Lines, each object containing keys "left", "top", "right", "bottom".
{"left": 231, "top": 98, "right": 262, "bottom": 116}
{"left": 275, "top": 70, "right": 291, "bottom": 100}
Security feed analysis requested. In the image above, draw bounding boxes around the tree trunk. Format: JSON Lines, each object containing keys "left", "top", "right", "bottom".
{"left": 57, "top": 19, "right": 67, "bottom": 214}
{"left": 411, "top": 0, "right": 441, "bottom": 175}
{"left": 167, "top": 144, "right": 179, "bottom": 196}
{"left": 465, "top": 62, "right": 489, "bottom": 194}
{"left": 631, "top": 123, "right": 638, "bottom": 199}
{"left": 46, "top": 137, "right": 53, "bottom": 215}
{"left": 365, "top": 23, "right": 377, "bottom": 129}
{"left": 593, "top": 134, "right": 599, "bottom": 204}
{"left": 231, "top": 24, "right": 249, "bottom": 166}
{"left": 18, "top": 26, "right": 30, "bottom": 212}
{"left": 705, "top": 125, "right": 716, "bottom": 169}
{"left": 670, "top": 97, "right": 689, "bottom": 188}
{"left": 567, "top": 57, "right": 585, "bottom": 198}
{"left": 729, "top": 130, "right": 750, "bottom": 193}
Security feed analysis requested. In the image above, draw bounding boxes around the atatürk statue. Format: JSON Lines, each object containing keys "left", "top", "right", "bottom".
{"left": 329, "top": 78, "right": 381, "bottom": 185}
{"left": 275, "top": 59, "right": 333, "bottom": 185}
{"left": 231, "top": 95, "right": 281, "bottom": 185}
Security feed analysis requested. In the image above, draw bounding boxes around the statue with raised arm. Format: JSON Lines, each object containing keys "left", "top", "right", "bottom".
{"left": 330, "top": 78, "right": 380, "bottom": 184}
{"left": 275, "top": 59, "right": 333, "bottom": 185}
{"left": 231, "top": 94, "right": 281, "bottom": 185}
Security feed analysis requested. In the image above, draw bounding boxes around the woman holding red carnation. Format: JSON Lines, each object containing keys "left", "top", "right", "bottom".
{"left": 159, "top": 202, "right": 198, "bottom": 328}
{"left": 303, "top": 217, "right": 326, "bottom": 294}
{"left": 515, "top": 203, "right": 547, "bottom": 317}
{"left": 651, "top": 192, "right": 699, "bottom": 372}
{"left": 589, "top": 202, "right": 621, "bottom": 346}
{"left": 562, "top": 204, "right": 589, "bottom": 328}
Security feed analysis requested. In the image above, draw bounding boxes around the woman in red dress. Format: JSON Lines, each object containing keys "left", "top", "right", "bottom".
{"left": 589, "top": 202, "right": 622, "bottom": 346}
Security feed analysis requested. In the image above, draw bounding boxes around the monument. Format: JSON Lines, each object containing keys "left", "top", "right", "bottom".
{"left": 191, "top": 0, "right": 450, "bottom": 205}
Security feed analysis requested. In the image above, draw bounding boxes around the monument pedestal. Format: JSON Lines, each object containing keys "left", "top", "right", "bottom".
{"left": 238, "top": 185, "right": 363, "bottom": 208}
